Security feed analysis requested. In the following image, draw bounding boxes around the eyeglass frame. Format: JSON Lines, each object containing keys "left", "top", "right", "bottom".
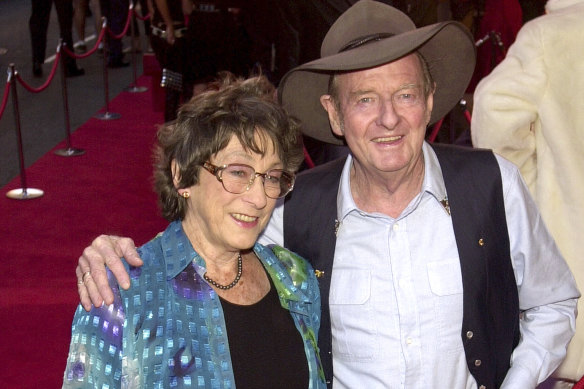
{"left": 201, "top": 162, "right": 296, "bottom": 199}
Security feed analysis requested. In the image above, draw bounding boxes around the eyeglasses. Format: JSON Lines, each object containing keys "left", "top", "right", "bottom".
{"left": 201, "top": 162, "right": 295, "bottom": 199}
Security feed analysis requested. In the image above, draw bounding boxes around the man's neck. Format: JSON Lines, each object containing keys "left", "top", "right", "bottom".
{"left": 349, "top": 156, "right": 425, "bottom": 218}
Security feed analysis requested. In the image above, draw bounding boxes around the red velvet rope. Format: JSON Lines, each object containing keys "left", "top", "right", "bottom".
{"left": 134, "top": 8, "right": 151, "bottom": 21}
{"left": 15, "top": 51, "right": 62, "bottom": 93}
{"left": 108, "top": 7, "right": 133, "bottom": 40}
{"left": 303, "top": 146, "right": 315, "bottom": 169}
{"left": 0, "top": 80, "right": 10, "bottom": 121}
{"left": 574, "top": 375, "right": 584, "bottom": 389}
{"left": 427, "top": 117, "right": 444, "bottom": 144}
{"left": 62, "top": 27, "right": 107, "bottom": 60}
{"left": 2, "top": 2, "right": 141, "bottom": 98}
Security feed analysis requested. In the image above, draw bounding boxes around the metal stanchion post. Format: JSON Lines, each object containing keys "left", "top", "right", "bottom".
{"left": 95, "top": 17, "right": 121, "bottom": 120}
{"left": 125, "top": 1, "right": 147, "bottom": 93}
{"left": 54, "top": 41, "right": 86, "bottom": 157}
{"left": 6, "top": 64, "right": 44, "bottom": 200}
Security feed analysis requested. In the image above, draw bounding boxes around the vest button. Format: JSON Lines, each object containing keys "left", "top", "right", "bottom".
{"left": 466, "top": 331, "right": 474, "bottom": 339}
{"left": 479, "top": 386, "right": 486, "bottom": 389}
{"left": 478, "top": 238, "right": 485, "bottom": 246}
{"left": 475, "top": 359, "right": 482, "bottom": 366}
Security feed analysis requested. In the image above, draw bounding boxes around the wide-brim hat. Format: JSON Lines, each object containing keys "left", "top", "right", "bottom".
{"left": 278, "top": 0, "right": 476, "bottom": 145}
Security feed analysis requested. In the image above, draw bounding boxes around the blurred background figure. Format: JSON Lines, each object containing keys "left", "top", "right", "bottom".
{"left": 148, "top": 0, "right": 193, "bottom": 122}
{"left": 186, "top": 1, "right": 252, "bottom": 94}
{"left": 73, "top": 0, "right": 101, "bottom": 53}
{"left": 29, "top": 0, "right": 85, "bottom": 77}
{"left": 471, "top": 1, "right": 584, "bottom": 387}
{"left": 99, "top": 0, "right": 130, "bottom": 68}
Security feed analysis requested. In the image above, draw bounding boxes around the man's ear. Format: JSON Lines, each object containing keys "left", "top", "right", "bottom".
{"left": 425, "top": 84, "right": 435, "bottom": 124}
{"left": 320, "top": 95, "right": 344, "bottom": 137}
{"left": 171, "top": 159, "right": 181, "bottom": 188}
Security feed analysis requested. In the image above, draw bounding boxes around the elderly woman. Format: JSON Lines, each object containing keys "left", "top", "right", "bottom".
{"left": 62, "top": 75, "right": 325, "bottom": 388}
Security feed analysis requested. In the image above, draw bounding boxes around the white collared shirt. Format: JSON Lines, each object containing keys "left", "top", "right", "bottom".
{"left": 260, "top": 142, "right": 578, "bottom": 388}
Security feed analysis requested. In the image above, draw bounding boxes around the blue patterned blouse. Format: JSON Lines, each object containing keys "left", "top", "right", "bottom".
{"left": 63, "top": 221, "right": 325, "bottom": 388}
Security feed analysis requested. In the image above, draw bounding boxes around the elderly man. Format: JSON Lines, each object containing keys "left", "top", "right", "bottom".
{"left": 76, "top": 1, "right": 579, "bottom": 388}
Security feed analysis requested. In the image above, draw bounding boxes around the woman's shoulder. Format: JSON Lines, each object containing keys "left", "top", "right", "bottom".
{"left": 255, "top": 243, "right": 316, "bottom": 289}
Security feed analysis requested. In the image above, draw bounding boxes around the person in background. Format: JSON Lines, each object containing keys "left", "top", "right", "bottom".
{"left": 72, "top": 0, "right": 101, "bottom": 53}
{"left": 186, "top": 1, "right": 252, "bottom": 96}
{"left": 63, "top": 74, "right": 325, "bottom": 388}
{"left": 29, "top": 0, "right": 85, "bottom": 77}
{"left": 98, "top": 0, "right": 130, "bottom": 68}
{"left": 148, "top": 0, "right": 193, "bottom": 122}
{"left": 75, "top": 1, "right": 579, "bottom": 388}
{"left": 471, "top": 0, "right": 584, "bottom": 386}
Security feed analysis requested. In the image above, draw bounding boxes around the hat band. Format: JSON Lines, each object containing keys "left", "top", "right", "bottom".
{"left": 339, "top": 32, "right": 394, "bottom": 52}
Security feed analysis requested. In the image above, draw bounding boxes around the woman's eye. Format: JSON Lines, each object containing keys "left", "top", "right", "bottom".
{"left": 227, "top": 168, "right": 249, "bottom": 178}
{"left": 265, "top": 175, "right": 280, "bottom": 185}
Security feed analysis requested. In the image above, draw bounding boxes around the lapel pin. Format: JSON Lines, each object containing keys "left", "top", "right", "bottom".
{"left": 440, "top": 197, "right": 451, "bottom": 216}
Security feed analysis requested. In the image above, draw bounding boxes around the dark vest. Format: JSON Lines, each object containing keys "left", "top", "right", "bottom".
{"left": 283, "top": 144, "right": 520, "bottom": 388}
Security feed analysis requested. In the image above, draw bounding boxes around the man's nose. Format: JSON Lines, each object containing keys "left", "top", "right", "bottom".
{"left": 376, "top": 98, "right": 400, "bottom": 128}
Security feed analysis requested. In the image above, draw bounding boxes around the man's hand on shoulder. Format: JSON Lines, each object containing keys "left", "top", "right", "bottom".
{"left": 76, "top": 235, "right": 143, "bottom": 311}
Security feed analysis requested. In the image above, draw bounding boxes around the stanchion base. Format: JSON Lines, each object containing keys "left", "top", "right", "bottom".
{"left": 54, "top": 148, "right": 86, "bottom": 157}
{"left": 125, "top": 85, "right": 148, "bottom": 93}
{"left": 6, "top": 188, "right": 44, "bottom": 200}
{"left": 95, "top": 111, "right": 121, "bottom": 120}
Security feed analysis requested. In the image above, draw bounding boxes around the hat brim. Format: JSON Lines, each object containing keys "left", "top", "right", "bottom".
{"left": 279, "top": 21, "right": 476, "bottom": 145}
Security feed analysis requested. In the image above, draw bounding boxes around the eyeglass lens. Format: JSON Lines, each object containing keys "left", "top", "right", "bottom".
{"left": 219, "top": 164, "right": 293, "bottom": 198}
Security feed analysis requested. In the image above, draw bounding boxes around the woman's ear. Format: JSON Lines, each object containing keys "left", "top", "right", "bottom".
{"left": 171, "top": 159, "right": 181, "bottom": 189}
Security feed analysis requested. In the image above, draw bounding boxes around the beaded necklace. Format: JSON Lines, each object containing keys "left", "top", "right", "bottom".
{"left": 203, "top": 252, "right": 242, "bottom": 290}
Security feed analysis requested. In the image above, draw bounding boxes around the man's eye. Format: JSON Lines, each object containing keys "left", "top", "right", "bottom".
{"left": 395, "top": 92, "right": 420, "bottom": 105}
{"left": 359, "top": 97, "right": 372, "bottom": 103}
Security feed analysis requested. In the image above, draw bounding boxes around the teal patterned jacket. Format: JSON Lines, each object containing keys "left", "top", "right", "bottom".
{"left": 63, "top": 221, "right": 325, "bottom": 388}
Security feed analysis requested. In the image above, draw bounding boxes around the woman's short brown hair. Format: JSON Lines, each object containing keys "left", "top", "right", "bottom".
{"left": 154, "top": 73, "right": 304, "bottom": 221}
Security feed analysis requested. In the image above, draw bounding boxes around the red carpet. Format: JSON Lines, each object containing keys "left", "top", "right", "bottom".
{"left": 0, "top": 75, "right": 167, "bottom": 388}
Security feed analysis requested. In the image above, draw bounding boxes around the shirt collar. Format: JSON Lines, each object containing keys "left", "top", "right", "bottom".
{"left": 160, "top": 221, "right": 310, "bottom": 306}
{"left": 337, "top": 141, "right": 448, "bottom": 221}
{"left": 160, "top": 221, "right": 254, "bottom": 280}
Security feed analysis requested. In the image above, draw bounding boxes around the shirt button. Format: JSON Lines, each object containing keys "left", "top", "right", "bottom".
{"left": 406, "top": 338, "right": 413, "bottom": 345}
{"left": 393, "top": 223, "right": 399, "bottom": 231}
{"left": 475, "top": 359, "right": 482, "bottom": 367}
{"left": 466, "top": 331, "right": 474, "bottom": 339}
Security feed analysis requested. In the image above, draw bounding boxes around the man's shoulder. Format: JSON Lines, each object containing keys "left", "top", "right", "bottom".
{"left": 431, "top": 143, "right": 497, "bottom": 170}
{"left": 431, "top": 143, "right": 517, "bottom": 177}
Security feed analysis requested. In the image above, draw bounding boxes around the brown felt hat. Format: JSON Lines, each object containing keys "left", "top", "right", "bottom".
{"left": 278, "top": 0, "right": 476, "bottom": 145}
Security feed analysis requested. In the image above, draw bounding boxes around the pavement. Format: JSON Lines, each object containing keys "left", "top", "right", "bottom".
{"left": 0, "top": 0, "right": 149, "bottom": 188}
